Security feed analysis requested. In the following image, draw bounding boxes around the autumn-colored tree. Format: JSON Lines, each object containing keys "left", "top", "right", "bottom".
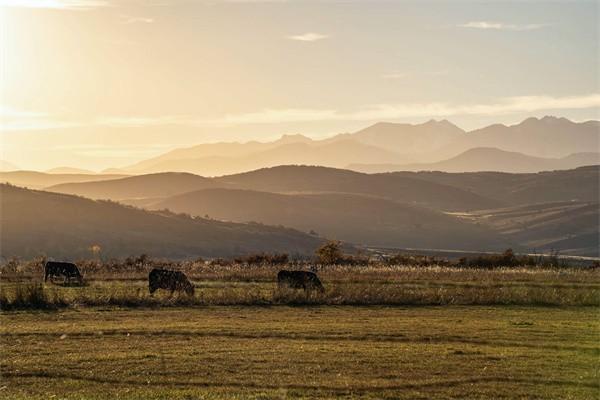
{"left": 315, "top": 240, "right": 342, "bottom": 265}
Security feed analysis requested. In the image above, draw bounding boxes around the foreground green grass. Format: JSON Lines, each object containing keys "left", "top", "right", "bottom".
{"left": 1, "top": 306, "right": 598, "bottom": 399}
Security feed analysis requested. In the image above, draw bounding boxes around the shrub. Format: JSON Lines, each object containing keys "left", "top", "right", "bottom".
{"left": 457, "top": 248, "right": 542, "bottom": 269}
{"left": 315, "top": 241, "right": 343, "bottom": 264}
{"left": 386, "top": 253, "right": 450, "bottom": 267}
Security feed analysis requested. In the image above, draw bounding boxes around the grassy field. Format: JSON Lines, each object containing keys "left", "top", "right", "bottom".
{"left": 2, "top": 263, "right": 599, "bottom": 398}
{"left": 1, "top": 306, "right": 599, "bottom": 399}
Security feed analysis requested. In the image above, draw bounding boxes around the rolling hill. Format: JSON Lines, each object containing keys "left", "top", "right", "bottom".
{"left": 49, "top": 166, "right": 502, "bottom": 211}
{"left": 214, "top": 166, "right": 503, "bottom": 211}
{"left": 348, "top": 148, "right": 600, "bottom": 174}
{"left": 146, "top": 188, "right": 506, "bottom": 251}
{"left": 388, "top": 165, "right": 600, "bottom": 206}
{"left": 47, "top": 172, "right": 222, "bottom": 200}
{"left": 0, "top": 184, "right": 322, "bottom": 259}
{"left": 47, "top": 165, "right": 600, "bottom": 212}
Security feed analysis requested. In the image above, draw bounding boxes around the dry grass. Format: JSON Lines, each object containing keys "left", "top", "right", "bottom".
{"left": 2, "top": 275, "right": 598, "bottom": 309}
{"left": 2, "top": 258, "right": 599, "bottom": 309}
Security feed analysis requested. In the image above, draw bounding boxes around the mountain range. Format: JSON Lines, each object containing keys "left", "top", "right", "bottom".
{"left": 102, "top": 116, "right": 598, "bottom": 176}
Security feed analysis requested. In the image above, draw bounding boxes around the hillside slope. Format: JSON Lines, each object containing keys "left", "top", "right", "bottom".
{"left": 47, "top": 166, "right": 502, "bottom": 211}
{"left": 388, "top": 166, "right": 600, "bottom": 205}
{"left": 0, "top": 184, "right": 322, "bottom": 259}
{"left": 215, "top": 166, "right": 502, "bottom": 211}
{"left": 455, "top": 201, "right": 599, "bottom": 257}
{"left": 149, "top": 188, "right": 505, "bottom": 251}
{"left": 47, "top": 172, "right": 222, "bottom": 200}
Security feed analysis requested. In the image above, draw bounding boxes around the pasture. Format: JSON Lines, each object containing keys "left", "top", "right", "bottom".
{"left": 2, "top": 306, "right": 599, "bottom": 399}
{"left": 1, "top": 262, "right": 599, "bottom": 399}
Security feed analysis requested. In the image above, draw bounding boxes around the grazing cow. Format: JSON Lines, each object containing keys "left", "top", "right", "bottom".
{"left": 44, "top": 261, "right": 83, "bottom": 284}
{"left": 277, "top": 270, "right": 325, "bottom": 292}
{"left": 148, "top": 268, "right": 195, "bottom": 296}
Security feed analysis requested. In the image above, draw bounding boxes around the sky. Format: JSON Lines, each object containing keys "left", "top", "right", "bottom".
{"left": 1, "top": 0, "right": 599, "bottom": 171}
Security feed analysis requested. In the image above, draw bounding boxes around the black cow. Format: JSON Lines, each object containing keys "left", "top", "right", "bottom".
{"left": 277, "top": 270, "right": 324, "bottom": 292}
{"left": 44, "top": 261, "right": 83, "bottom": 284}
{"left": 148, "top": 268, "right": 195, "bottom": 296}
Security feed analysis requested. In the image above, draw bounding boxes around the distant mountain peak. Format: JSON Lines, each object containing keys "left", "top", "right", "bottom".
{"left": 518, "top": 115, "right": 572, "bottom": 127}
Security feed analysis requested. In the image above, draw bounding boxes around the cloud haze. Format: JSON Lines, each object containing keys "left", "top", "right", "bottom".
{"left": 286, "top": 32, "right": 329, "bottom": 42}
{"left": 458, "top": 21, "right": 546, "bottom": 31}
{"left": 3, "top": 94, "right": 598, "bottom": 131}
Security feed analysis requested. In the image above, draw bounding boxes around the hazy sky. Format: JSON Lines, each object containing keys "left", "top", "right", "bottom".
{"left": 1, "top": 0, "right": 598, "bottom": 170}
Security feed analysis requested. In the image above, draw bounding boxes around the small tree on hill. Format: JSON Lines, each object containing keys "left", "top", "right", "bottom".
{"left": 316, "top": 240, "right": 342, "bottom": 265}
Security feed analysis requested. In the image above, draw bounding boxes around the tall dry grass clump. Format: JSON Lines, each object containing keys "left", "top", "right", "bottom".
{"left": 0, "top": 283, "right": 68, "bottom": 310}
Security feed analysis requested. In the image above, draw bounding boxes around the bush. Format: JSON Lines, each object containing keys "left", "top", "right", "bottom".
{"left": 315, "top": 241, "right": 343, "bottom": 264}
{"left": 386, "top": 253, "right": 450, "bottom": 267}
{"left": 457, "top": 249, "right": 542, "bottom": 269}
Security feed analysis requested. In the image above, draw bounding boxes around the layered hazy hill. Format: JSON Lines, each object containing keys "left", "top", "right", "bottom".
{"left": 11, "top": 165, "right": 599, "bottom": 256}
{"left": 107, "top": 116, "right": 599, "bottom": 176}
{"left": 115, "top": 137, "right": 404, "bottom": 176}
{"left": 47, "top": 165, "right": 600, "bottom": 211}
{"left": 43, "top": 165, "right": 599, "bottom": 256}
{"left": 146, "top": 188, "right": 505, "bottom": 251}
{"left": 49, "top": 166, "right": 502, "bottom": 211}
{"left": 49, "top": 172, "right": 221, "bottom": 200}
{"left": 349, "top": 148, "right": 600, "bottom": 174}
{"left": 0, "top": 184, "right": 322, "bottom": 259}
{"left": 388, "top": 165, "right": 600, "bottom": 206}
